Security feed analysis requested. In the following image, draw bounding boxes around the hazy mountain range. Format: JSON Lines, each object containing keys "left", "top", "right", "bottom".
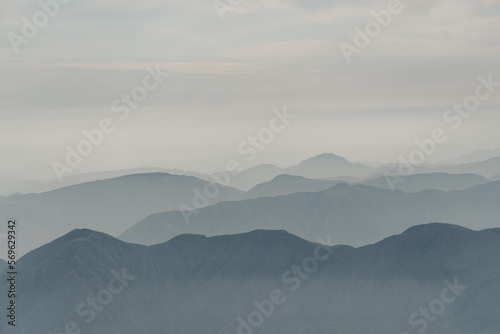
{"left": 0, "top": 173, "right": 242, "bottom": 256}
{"left": 1, "top": 224, "right": 499, "bottom": 334}
{"left": 362, "top": 172, "right": 489, "bottom": 193}
{"left": 3, "top": 153, "right": 500, "bottom": 256}
{"left": 437, "top": 148, "right": 500, "bottom": 166}
{"left": 420, "top": 157, "right": 500, "bottom": 179}
{"left": 491, "top": 173, "right": 500, "bottom": 181}
{"left": 120, "top": 181, "right": 500, "bottom": 247}
{"left": 0, "top": 167, "right": 210, "bottom": 197}
{"left": 206, "top": 154, "right": 375, "bottom": 190}
{"left": 4, "top": 152, "right": 500, "bottom": 196}
{"left": 240, "top": 174, "right": 341, "bottom": 199}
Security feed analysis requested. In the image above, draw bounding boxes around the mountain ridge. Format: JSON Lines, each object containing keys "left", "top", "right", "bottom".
{"left": 120, "top": 181, "right": 500, "bottom": 247}
{"left": 2, "top": 224, "right": 500, "bottom": 334}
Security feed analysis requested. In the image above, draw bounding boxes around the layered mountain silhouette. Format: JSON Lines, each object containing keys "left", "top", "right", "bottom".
{"left": 216, "top": 164, "right": 284, "bottom": 190}
{"left": 213, "top": 153, "right": 375, "bottom": 190}
{"left": 1, "top": 224, "right": 499, "bottom": 334}
{"left": 426, "top": 157, "right": 500, "bottom": 178}
{"left": 4, "top": 153, "right": 500, "bottom": 257}
{"left": 241, "top": 174, "right": 341, "bottom": 199}
{"left": 491, "top": 173, "right": 500, "bottom": 182}
{"left": 363, "top": 172, "right": 489, "bottom": 193}
{"left": 0, "top": 167, "right": 211, "bottom": 197}
{"left": 438, "top": 148, "right": 500, "bottom": 165}
{"left": 286, "top": 153, "right": 374, "bottom": 179}
{"left": 0, "top": 259, "right": 6, "bottom": 273}
{"left": 0, "top": 173, "right": 243, "bottom": 256}
{"left": 121, "top": 181, "right": 500, "bottom": 247}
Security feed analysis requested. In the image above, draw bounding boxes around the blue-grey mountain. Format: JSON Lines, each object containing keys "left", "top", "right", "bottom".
{"left": 1, "top": 224, "right": 499, "bottom": 334}
{"left": 121, "top": 181, "right": 500, "bottom": 247}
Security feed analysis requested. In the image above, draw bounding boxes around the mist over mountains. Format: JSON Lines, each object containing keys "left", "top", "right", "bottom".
{"left": 1, "top": 224, "right": 499, "bottom": 334}
{"left": 1, "top": 150, "right": 499, "bottom": 334}
{"left": 5, "top": 0, "right": 500, "bottom": 330}
{"left": 3, "top": 153, "right": 500, "bottom": 256}
{"left": 426, "top": 157, "right": 500, "bottom": 179}
{"left": 491, "top": 173, "right": 500, "bottom": 181}
{"left": 362, "top": 172, "right": 489, "bottom": 193}
{"left": 241, "top": 174, "right": 341, "bottom": 199}
{"left": 0, "top": 173, "right": 242, "bottom": 255}
{"left": 120, "top": 181, "right": 500, "bottom": 247}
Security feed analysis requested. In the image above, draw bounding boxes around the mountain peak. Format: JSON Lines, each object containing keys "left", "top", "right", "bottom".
{"left": 384, "top": 222, "right": 475, "bottom": 248}
{"left": 299, "top": 153, "right": 349, "bottom": 165}
{"left": 271, "top": 174, "right": 306, "bottom": 181}
{"left": 62, "top": 228, "right": 113, "bottom": 241}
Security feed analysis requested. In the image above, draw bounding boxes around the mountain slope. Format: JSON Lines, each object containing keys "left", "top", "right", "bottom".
{"left": 491, "top": 173, "right": 500, "bottom": 182}
{"left": 120, "top": 181, "right": 500, "bottom": 247}
{"left": 363, "top": 172, "right": 489, "bottom": 193}
{"left": 0, "top": 173, "right": 243, "bottom": 256}
{"left": 242, "top": 174, "right": 341, "bottom": 199}
{"left": 0, "top": 167, "right": 213, "bottom": 197}
{"left": 1, "top": 225, "right": 499, "bottom": 334}
{"left": 438, "top": 148, "right": 500, "bottom": 165}
{"left": 285, "top": 153, "right": 374, "bottom": 179}
{"left": 214, "top": 153, "right": 375, "bottom": 190}
{"left": 222, "top": 164, "right": 283, "bottom": 190}
{"left": 430, "top": 157, "right": 500, "bottom": 178}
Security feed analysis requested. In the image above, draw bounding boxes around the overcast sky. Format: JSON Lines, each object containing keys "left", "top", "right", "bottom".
{"left": 0, "top": 0, "right": 499, "bottom": 182}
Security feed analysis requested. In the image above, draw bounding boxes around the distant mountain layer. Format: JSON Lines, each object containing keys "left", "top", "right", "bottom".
{"left": 491, "top": 173, "right": 500, "bottom": 182}
{"left": 2, "top": 224, "right": 499, "bottom": 334}
{"left": 0, "top": 259, "right": 6, "bottom": 273}
{"left": 363, "top": 172, "right": 489, "bottom": 193}
{"left": 0, "top": 167, "right": 212, "bottom": 197}
{"left": 121, "top": 181, "right": 500, "bottom": 247}
{"left": 0, "top": 173, "right": 243, "bottom": 256}
{"left": 285, "top": 153, "right": 374, "bottom": 179}
{"left": 241, "top": 174, "right": 341, "bottom": 199}
{"left": 214, "top": 153, "right": 375, "bottom": 190}
{"left": 438, "top": 149, "right": 500, "bottom": 165}
{"left": 428, "top": 157, "right": 500, "bottom": 178}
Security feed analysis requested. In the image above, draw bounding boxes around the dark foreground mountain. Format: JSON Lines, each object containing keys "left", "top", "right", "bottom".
{"left": 121, "top": 181, "right": 500, "bottom": 247}
{"left": 1, "top": 224, "right": 499, "bottom": 334}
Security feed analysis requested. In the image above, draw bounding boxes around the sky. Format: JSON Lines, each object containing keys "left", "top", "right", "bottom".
{"left": 0, "top": 0, "right": 499, "bottom": 182}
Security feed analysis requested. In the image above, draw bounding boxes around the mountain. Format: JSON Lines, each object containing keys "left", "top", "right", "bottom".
{"left": 242, "top": 174, "right": 341, "bottom": 199}
{"left": 438, "top": 148, "right": 500, "bottom": 165}
{"left": 2, "top": 225, "right": 499, "bottom": 334}
{"left": 430, "top": 157, "right": 500, "bottom": 178}
{"left": 213, "top": 154, "right": 376, "bottom": 190}
{"left": 220, "top": 164, "right": 283, "bottom": 190}
{"left": 285, "top": 153, "right": 374, "bottom": 179}
{"left": 0, "top": 173, "right": 243, "bottom": 256}
{"left": 120, "top": 181, "right": 500, "bottom": 247}
{"left": 0, "top": 259, "right": 6, "bottom": 273}
{"left": 491, "top": 173, "right": 500, "bottom": 182}
{"left": 363, "top": 172, "right": 489, "bottom": 193}
{"left": 0, "top": 167, "right": 212, "bottom": 197}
